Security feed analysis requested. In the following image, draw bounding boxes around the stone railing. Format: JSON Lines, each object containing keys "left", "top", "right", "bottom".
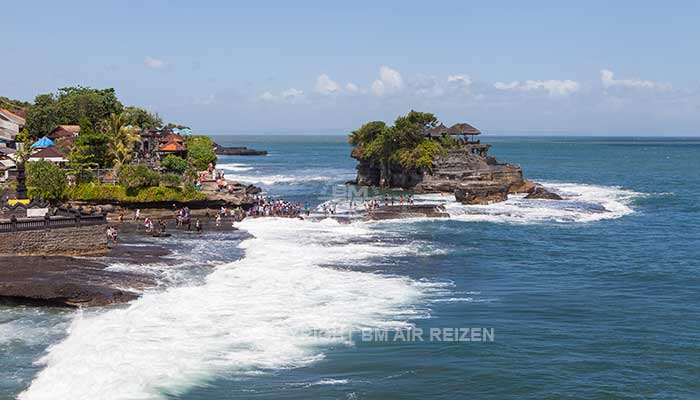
{"left": 0, "top": 212, "right": 107, "bottom": 233}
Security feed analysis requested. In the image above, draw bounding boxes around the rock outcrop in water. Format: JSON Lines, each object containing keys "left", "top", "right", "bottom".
{"left": 349, "top": 111, "right": 565, "bottom": 205}
{"left": 524, "top": 186, "right": 563, "bottom": 200}
{"left": 213, "top": 143, "right": 267, "bottom": 156}
{"left": 354, "top": 149, "right": 529, "bottom": 203}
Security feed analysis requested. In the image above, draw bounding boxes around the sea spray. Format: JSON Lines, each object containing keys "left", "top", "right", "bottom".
{"left": 413, "top": 182, "right": 640, "bottom": 224}
{"left": 20, "top": 218, "right": 433, "bottom": 400}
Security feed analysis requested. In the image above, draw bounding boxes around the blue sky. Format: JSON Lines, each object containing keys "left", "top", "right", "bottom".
{"left": 4, "top": 0, "right": 700, "bottom": 135}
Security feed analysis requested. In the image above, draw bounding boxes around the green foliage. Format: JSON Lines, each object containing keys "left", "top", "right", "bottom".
{"left": 15, "top": 128, "right": 31, "bottom": 144}
{"left": 25, "top": 94, "right": 59, "bottom": 139}
{"left": 103, "top": 113, "right": 140, "bottom": 170}
{"left": 394, "top": 140, "right": 445, "bottom": 171}
{"left": 123, "top": 106, "right": 162, "bottom": 129}
{"left": 24, "top": 86, "right": 123, "bottom": 137}
{"left": 159, "top": 173, "right": 183, "bottom": 189}
{"left": 26, "top": 160, "right": 67, "bottom": 201}
{"left": 68, "top": 120, "right": 111, "bottom": 169}
{"left": 0, "top": 96, "right": 31, "bottom": 112}
{"left": 186, "top": 135, "right": 217, "bottom": 170}
{"left": 165, "top": 122, "right": 191, "bottom": 130}
{"left": 67, "top": 183, "right": 206, "bottom": 203}
{"left": 348, "top": 110, "right": 441, "bottom": 171}
{"left": 161, "top": 154, "right": 188, "bottom": 172}
{"left": 439, "top": 134, "right": 463, "bottom": 150}
{"left": 73, "top": 168, "right": 96, "bottom": 185}
{"left": 117, "top": 164, "right": 160, "bottom": 192}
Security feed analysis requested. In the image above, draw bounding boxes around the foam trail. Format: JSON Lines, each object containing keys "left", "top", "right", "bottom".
{"left": 415, "top": 182, "right": 640, "bottom": 224}
{"left": 21, "top": 218, "right": 429, "bottom": 400}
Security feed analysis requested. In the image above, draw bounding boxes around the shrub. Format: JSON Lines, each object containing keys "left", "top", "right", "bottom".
{"left": 72, "top": 168, "right": 96, "bottom": 184}
{"left": 26, "top": 160, "right": 67, "bottom": 202}
{"left": 67, "top": 183, "right": 206, "bottom": 203}
{"left": 187, "top": 135, "right": 217, "bottom": 171}
{"left": 161, "top": 154, "right": 188, "bottom": 172}
{"left": 118, "top": 164, "right": 160, "bottom": 191}
{"left": 67, "top": 183, "right": 127, "bottom": 201}
{"left": 160, "top": 173, "right": 182, "bottom": 189}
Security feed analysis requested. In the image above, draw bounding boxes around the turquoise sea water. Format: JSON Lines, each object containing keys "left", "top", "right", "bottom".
{"left": 2, "top": 136, "right": 699, "bottom": 399}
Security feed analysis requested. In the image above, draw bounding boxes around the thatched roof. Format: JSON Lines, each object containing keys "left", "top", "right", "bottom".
{"left": 446, "top": 123, "right": 480, "bottom": 136}
{"left": 424, "top": 123, "right": 449, "bottom": 138}
{"left": 425, "top": 122, "right": 481, "bottom": 138}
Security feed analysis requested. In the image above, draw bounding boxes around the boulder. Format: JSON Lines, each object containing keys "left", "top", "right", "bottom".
{"left": 524, "top": 186, "right": 563, "bottom": 200}
{"left": 454, "top": 183, "right": 509, "bottom": 205}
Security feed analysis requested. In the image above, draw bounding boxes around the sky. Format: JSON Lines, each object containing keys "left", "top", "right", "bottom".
{"left": 3, "top": 0, "right": 700, "bottom": 135}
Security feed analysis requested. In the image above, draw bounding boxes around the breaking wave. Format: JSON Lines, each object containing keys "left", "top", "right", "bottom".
{"left": 216, "top": 162, "right": 254, "bottom": 172}
{"left": 415, "top": 181, "right": 640, "bottom": 224}
{"left": 20, "top": 218, "right": 436, "bottom": 400}
{"left": 219, "top": 173, "right": 331, "bottom": 185}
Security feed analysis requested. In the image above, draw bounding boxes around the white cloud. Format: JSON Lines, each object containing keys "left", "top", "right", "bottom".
{"left": 371, "top": 65, "right": 404, "bottom": 96}
{"left": 494, "top": 79, "right": 580, "bottom": 96}
{"left": 281, "top": 88, "right": 304, "bottom": 100}
{"left": 259, "top": 88, "right": 305, "bottom": 103}
{"left": 411, "top": 75, "right": 445, "bottom": 98}
{"left": 258, "top": 91, "right": 277, "bottom": 102}
{"left": 144, "top": 56, "right": 165, "bottom": 69}
{"left": 600, "top": 69, "right": 668, "bottom": 91}
{"left": 447, "top": 74, "right": 472, "bottom": 85}
{"left": 446, "top": 74, "right": 472, "bottom": 94}
{"left": 314, "top": 74, "right": 342, "bottom": 95}
{"left": 345, "top": 82, "right": 359, "bottom": 93}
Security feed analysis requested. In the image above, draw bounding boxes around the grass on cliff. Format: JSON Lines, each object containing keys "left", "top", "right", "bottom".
{"left": 67, "top": 183, "right": 206, "bottom": 203}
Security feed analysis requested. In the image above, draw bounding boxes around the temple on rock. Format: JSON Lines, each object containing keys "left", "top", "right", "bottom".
{"left": 424, "top": 122, "right": 491, "bottom": 157}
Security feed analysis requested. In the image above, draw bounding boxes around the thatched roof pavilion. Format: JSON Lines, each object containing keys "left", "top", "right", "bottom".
{"left": 425, "top": 122, "right": 481, "bottom": 139}
{"left": 446, "top": 123, "right": 481, "bottom": 136}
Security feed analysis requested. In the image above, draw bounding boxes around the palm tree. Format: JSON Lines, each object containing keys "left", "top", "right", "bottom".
{"left": 104, "top": 113, "right": 140, "bottom": 172}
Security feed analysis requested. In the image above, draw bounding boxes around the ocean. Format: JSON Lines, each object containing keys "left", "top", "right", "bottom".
{"left": 2, "top": 136, "right": 699, "bottom": 399}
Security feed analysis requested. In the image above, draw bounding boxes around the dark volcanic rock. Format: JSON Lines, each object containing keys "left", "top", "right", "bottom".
{"left": 0, "top": 256, "right": 149, "bottom": 307}
{"left": 525, "top": 186, "right": 563, "bottom": 200}
{"left": 213, "top": 143, "right": 267, "bottom": 156}
{"left": 354, "top": 149, "right": 524, "bottom": 206}
{"left": 454, "top": 183, "right": 509, "bottom": 205}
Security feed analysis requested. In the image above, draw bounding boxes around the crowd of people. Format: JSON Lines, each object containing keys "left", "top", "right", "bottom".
{"left": 248, "top": 195, "right": 308, "bottom": 218}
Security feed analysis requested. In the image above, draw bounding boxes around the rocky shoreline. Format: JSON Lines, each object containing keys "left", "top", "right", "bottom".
{"left": 0, "top": 217, "right": 242, "bottom": 307}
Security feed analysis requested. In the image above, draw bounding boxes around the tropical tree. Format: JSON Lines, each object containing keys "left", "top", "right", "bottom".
{"left": 26, "top": 160, "right": 67, "bottom": 202}
{"left": 68, "top": 118, "right": 111, "bottom": 170}
{"left": 24, "top": 86, "right": 123, "bottom": 136}
{"left": 123, "top": 106, "right": 162, "bottom": 130}
{"left": 348, "top": 111, "right": 443, "bottom": 186}
{"left": 103, "top": 113, "right": 140, "bottom": 171}
{"left": 186, "top": 136, "right": 217, "bottom": 170}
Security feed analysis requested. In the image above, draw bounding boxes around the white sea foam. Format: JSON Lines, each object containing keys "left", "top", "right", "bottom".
{"left": 415, "top": 181, "right": 640, "bottom": 224}
{"left": 21, "top": 218, "right": 433, "bottom": 400}
{"left": 217, "top": 162, "right": 254, "bottom": 172}
{"left": 220, "top": 173, "right": 331, "bottom": 185}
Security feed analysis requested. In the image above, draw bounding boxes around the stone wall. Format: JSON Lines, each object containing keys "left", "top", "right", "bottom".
{"left": 0, "top": 224, "right": 109, "bottom": 256}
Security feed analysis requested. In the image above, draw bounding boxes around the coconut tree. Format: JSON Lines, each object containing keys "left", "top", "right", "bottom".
{"left": 103, "top": 113, "right": 140, "bottom": 172}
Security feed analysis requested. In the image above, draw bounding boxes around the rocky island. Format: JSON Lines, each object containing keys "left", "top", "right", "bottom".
{"left": 348, "top": 111, "right": 557, "bottom": 204}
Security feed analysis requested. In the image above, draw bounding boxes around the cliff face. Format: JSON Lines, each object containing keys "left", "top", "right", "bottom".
{"left": 353, "top": 149, "right": 528, "bottom": 204}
